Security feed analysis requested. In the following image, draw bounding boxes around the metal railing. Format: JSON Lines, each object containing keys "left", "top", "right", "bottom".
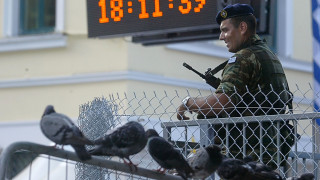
{"left": 0, "top": 142, "right": 183, "bottom": 180}
{"left": 162, "top": 112, "right": 320, "bottom": 179}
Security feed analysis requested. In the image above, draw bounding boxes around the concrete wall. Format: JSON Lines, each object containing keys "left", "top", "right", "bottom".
{"left": 292, "top": 0, "right": 313, "bottom": 62}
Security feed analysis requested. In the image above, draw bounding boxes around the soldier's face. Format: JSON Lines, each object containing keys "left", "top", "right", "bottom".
{"left": 219, "top": 19, "right": 244, "bottom": 53}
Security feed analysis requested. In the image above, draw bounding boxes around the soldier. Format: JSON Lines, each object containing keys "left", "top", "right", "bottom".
{"left": 176, "top": 4, "right": 294, "bottom": 169}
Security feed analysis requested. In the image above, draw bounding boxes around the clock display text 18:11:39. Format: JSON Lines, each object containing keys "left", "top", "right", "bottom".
{"left": 98, "top": 0, "right": 206, "bottom": 23}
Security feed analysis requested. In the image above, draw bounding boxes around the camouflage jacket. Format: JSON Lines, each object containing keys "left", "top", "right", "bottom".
{"left": 216, "top": 34, "right": 291, "bottom": 116}
{"left": 213, "top": 34, "right": 294, "bottom": 168}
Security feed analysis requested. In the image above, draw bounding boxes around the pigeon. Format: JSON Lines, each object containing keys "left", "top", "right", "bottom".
{"left": 218, "top": 157, "right": 284, "bottom": 180}
{"left": 88, "top": 121, "right": 147, "bottom": 170}
{"left": 146, "top": 129, "right": 194, "bottom": 180}
{"left": 187, "top": 144, "right": 223, "bottom": 179}
{"left": 244, "top": 157, "right": 313, "bottom": 180}
{"left": 40, "top": 105, "right": 93, "bottom": 161}
{"left": 286, "top": 173, "right": 315, "bottom": 180}
{"left": 217, "top": 158, "right": 255, "bottom": 180}
{"left": 243, "top": 156, "right": 283, "bottom": 180}
{"left": 243, "top": 156, "right": 273, "bottom": 172}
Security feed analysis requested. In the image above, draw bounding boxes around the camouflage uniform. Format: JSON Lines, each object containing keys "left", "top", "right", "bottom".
{"left": 213, "top": 34, "right": 294, "bottom": 168}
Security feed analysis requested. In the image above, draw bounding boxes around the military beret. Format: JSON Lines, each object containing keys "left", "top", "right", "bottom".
{"left": 216, "top": 3, "right": 254, "bottom": 25}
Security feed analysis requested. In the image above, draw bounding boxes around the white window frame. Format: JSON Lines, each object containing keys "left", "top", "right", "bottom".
{"left": 167, "top": 0, "right": 312, "bottom": 73}
{"left": 0, "top": 0, "right": 66, "bottom": 52}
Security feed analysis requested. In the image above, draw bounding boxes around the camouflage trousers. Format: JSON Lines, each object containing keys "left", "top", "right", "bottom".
{"left": 212, "top": 121, "right": 295, "bottom": 169}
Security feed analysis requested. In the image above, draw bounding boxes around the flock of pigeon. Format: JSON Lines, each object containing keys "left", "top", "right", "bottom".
{"left": 40, "top": 105, "right": 314, "bottom": 180}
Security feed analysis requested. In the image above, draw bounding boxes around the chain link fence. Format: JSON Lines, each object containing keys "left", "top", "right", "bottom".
{"left": 0, "top": 85, "right": 319, "bottom": 179}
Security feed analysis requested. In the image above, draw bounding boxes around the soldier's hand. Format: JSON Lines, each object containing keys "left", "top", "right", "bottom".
{"left": 176, "top": 104, "right": 191, "bottom": 120}
{"left": 204, "top": 74, "right": 221, "bottom": 89}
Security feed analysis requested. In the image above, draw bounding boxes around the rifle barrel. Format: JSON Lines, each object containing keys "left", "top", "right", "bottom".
{"left": 183, "top": 62, "right": 206, "bottom": 79}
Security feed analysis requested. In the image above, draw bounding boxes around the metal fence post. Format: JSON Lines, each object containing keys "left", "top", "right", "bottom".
{"left": 312, "top": 118, "right": 320, "bottom": 180}
{"left": 199, "top": 124, "right": 210, "bottom": 147}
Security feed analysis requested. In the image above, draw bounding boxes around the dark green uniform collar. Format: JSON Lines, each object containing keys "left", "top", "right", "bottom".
{"left": 238, "top": 34, "right": 262, "bottom": 51}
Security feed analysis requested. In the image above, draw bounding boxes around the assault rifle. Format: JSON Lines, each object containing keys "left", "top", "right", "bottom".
{"left": 183, "top": 62, "right": 223, "bottom": 89}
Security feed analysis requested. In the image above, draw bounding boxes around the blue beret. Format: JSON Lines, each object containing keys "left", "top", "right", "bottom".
{"left": 216, "top": 3, "right": 254, "bottom": 25}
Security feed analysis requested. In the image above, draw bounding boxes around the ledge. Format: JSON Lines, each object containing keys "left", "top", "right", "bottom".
{"left": 167, "top": 43, "right": 313, "bottom": 73}
{"left": 0, "top": 33, "right": 67, "bottom": 52}
{"left": 0, "top": 71, "right": 212, "bottom": 90}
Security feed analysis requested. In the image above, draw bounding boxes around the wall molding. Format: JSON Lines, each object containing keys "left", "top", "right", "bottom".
{"left": 0, "top": 71, "right": 212, "bottom": 90}
{"left": 167, "top": 43, "right": 313, "bottom": 73}
{"left": 0, "top": 34, "right": 67, "bottom": 52}
{"left": 0, "top": 70, "right": 311, "bottom": 105}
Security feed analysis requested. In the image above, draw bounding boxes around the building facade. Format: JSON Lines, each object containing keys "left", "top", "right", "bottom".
{"left": 0, "top": 0, "right": 315, "bottom": 147}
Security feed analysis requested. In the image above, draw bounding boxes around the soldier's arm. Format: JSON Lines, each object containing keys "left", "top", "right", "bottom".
{"left": 177, "top": 51, "right": 259, "bottom": 120}
{"left": 177, "top": 93, "right": 234, "bottom": 120}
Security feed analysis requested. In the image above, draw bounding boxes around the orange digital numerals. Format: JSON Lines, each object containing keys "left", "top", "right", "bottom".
{"left": 99, "top": 0, "right": 206, "bottom": 23}
{"left": 99, "top": 0, "right": 123, "bottom": 22}
{"left": 99, "top": 0, "right": 109, "bottom": 23}
{"left": 179, "top": 0, "right": 206, "bottom": 14}
{"left": 138, "top": 0, "right": 163, "bottom": 19}
{"left": 110, "top": 0, "right": 124, "bottom": 21}
{"left": 138, "top": 0, "right": 149, "bottom": 18}
{"left": 179, "top": 0, "right": 191, "bottom": 14}
{"left": 194, "top": 0, "right": 206, "bottom": 13}
{"left": 153, "top": 0, "right": 163, "bottom": 17}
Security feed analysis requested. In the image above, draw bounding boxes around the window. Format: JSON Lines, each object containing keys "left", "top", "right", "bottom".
{"left": 19, "top": 0, "right": 56, "bottom": 35}
{"left": 1, "top": 0, "right": 65, "bottom": 52}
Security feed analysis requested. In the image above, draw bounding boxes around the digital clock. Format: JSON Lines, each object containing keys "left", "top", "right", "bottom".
{"left": 86, "top": 0, "right": 218, "bottom": 38}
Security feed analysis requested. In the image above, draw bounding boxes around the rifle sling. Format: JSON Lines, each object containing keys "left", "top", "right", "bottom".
{"left": 210, "top": 60, "right": 228, "bottom": 75}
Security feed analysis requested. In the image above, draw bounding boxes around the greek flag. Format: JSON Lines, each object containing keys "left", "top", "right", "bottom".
{"left": 312, "top": 0, "right": 320, "bottom": 125}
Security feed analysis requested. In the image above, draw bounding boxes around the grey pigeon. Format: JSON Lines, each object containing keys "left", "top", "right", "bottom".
{"left": 40, "top": 105, "right": 93, "bottom": 161}
{"left": 187, "top": 144, "right": 223, "bottom": 179}
{"left": 243, "top": 156, "right": 273, "bottom": 172}
{"left": 146, "top": 129, "right": 194, "bottom": 180}
{"left": 286, "top": 173, "right": 315, "bottom": 180}
{"left": 243, "top": 156, "right": 283, "bottom": 180}
{"left": 88, "top": 121, "right": 147, "bottom": 169}
{"left": 218, "top": 157, "right": 283, "bottom": 180}
{"left": 217, "top": 158, "right": 254, "bottom": 180}
{"left": 251, "top": 172, "right": 283, "bottom": 180}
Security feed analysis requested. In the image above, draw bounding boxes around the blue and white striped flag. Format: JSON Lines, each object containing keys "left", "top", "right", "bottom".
{"left": 312, "top": 0, "right": 320, "bottom": 125}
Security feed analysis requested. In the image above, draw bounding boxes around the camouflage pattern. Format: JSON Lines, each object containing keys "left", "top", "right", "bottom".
{"left": 216, "top": 34, "right": 290, "bottom": 108}
{"left": 214, "top": 121, "right": 294, "bottom": 169}
{"left": 214, "top": 34, "right": 294, "bottom": 169}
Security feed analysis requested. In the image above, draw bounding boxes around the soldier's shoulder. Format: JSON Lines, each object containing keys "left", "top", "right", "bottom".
{"left": 234, "top": 48, "right": 258, "bottom": 63}
{"left": 236, "top": 48, "right": 255, "bottom": 58}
